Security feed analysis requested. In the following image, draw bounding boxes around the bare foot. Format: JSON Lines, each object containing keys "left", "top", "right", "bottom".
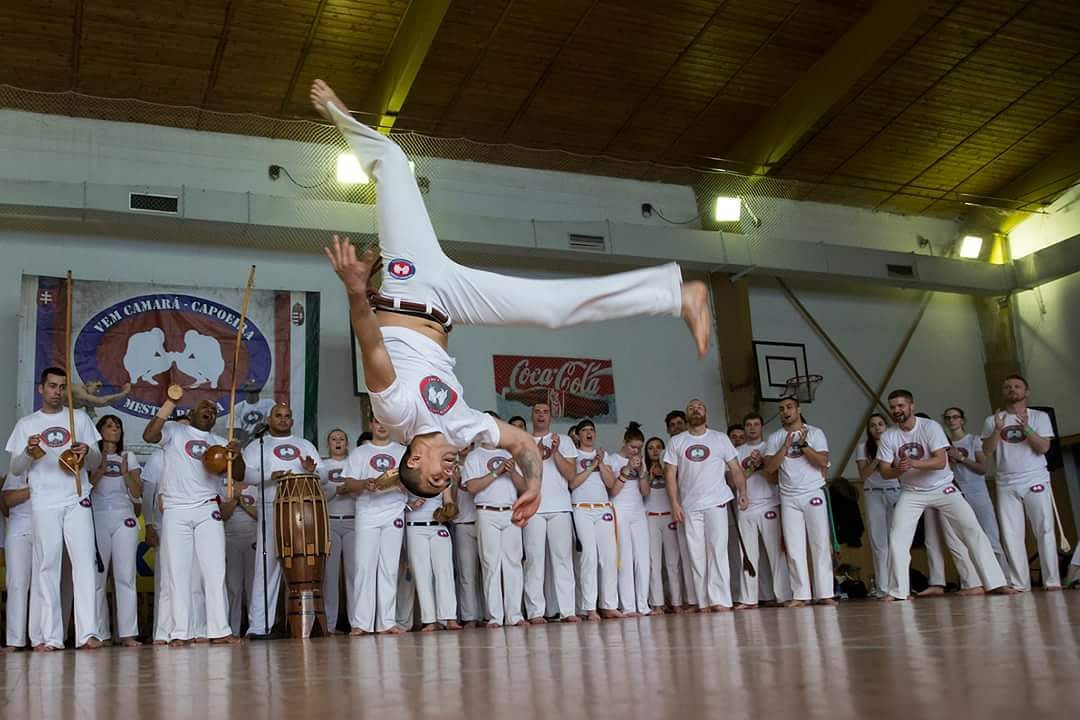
{"left": 671, "top": 605, "right": 688, "bottom": 614}
{"left": 915, "top": 586, "right": 945, "bottom": 598}
{"left": 711, "top": 605, "right": 733, "bottom": 613}
{"left": 192, "top": 637, "right": 209, "bottom": 644}
{"left": 649, "top": 608, "right": 666, "bottom": 616}
{"left": 445, "top": 621, "right": 463, "bottom": 631}
{"left": 310, "top": 79, "right": 347, "bottom": 122}
{"left": 33, "top": 644, "right": 58, "bottom": 652}
{"left": 350, "top": 629, "right": 370, "bottom": 637}
{"left": 1043, "top": 585, "right": 1064, "bottom": 592}
{"left": 119, "top": 637, "right": 142, "bottom": 647}
{"left": 598, "top": 609, "right": 623, "bottom": 620}
{"left": 379, "top": 627, "right": 406, "bottom": 635}
{"left": 990, "top": 586, "right": 1020, "bottom": 595}
{"left": 152, "top": 640, "right": 168, "bottom": 646}
{"left": 528, "top": 617, "right": 547, "bottom": 625}
{"left": 560, "top": 615, "right": 580, "bottom": 624}
{"left": 169, "top": 639, "right": 190, "bottom": 648}
{"left": 486, "top": 622, "right": 502, "bottom": 629}
{"left": 734, "top": 603, "right": 758, "bottom": 611}
{"left": 680, "top": 281, "right": 712, "bottom": 357}
{"left": 79, "top": 638, "right": 103, "bottom": 650}
{"left": 461, "top": 621, "right": 478, "bottom": 629}
{"left": 420, "top": 624, "right": 440, "bottom": 633}
{"left": 210, "top": 635, "right": 244, "bottom": 645}
{"left": 585, "top": 612, "right": 601, "bottom": 622}
{"left": 956, "top": 587, "right": 985, "bottom": 596}
{"left": 816, "top": 598, "right": 838, "bottom": 606}
{"left": 1, "top": 645, "right": 20, "bottom": 653}
{"left": 622, "top": 611, "right": 640, "bottom": 618}
{"left": 513, "top": 620, "right": 527, "bottom": 627}
{"left": 881, "top": 595, "right": 909, "bottom": 603}
{"left": 760, "top": 601, "right": 781, "bottom": 608}
{"left": 784, "top": 600, "right": 807, "bottom": 608}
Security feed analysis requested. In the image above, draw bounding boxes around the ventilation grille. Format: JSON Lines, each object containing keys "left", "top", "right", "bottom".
{"left": 129, "top": 192, "right": 179, "bottom": 214}
{"left": 568, "top": 233, "right": 607, "bottom": 252}
{"left": 886, "top": 263, "right": 915, "bottom": 278}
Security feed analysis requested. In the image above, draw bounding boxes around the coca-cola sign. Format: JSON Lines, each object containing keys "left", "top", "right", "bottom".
{"left": 493, "top": 354, "right": 616, "bottom": 422}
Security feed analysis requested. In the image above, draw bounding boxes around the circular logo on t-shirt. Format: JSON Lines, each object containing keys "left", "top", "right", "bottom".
{"left": 387, "top": 258, "right": 416, "bottom": 280}
{"left": 487, "top": 457, "right": 507, "bottom": 474}
{"left": 579, "top": 458, "right": 595, "bottom": 471}
{"left": 540, "top": 444, "right": 553, "bottom": 460}
{"left": 242, "top": 495, "right": 255, "bottom": 506}
{"left": 327, "top": 469, "right": 343, "bottom": 482}
{"left": 370, "top": 453, "right": 397, "bottom": 472}
{"left": 419, "top": 375, "right": 457, "bottom": 416}
{"left": 786, "top": 444, "right": 804, "bottom": 459}
{"left": 41, "top": 427, "right": 71, "bottom": 448}
{"left": 741, "top": 455, "right": 756, "bottom": 470}
{"left": 685, "top": 445, "right": 710, "bottom": 462}
{"left": 649, "top": 476, "right": 665, "bottom": 489}
{"left": 956, "top": 446, "right": 970, "bottom": 458}
{"left": 1001, "top": 425, "right": 1026, "bottom": 444}
{"left": 185, "top": 439, "right": 209, "bottom": 460}
{"left": 898, "top": 443, "right": 925, "bottom": 460}
{"left": 273, "top": 444, "right": 301, "bottom": 462}
{"left": 243, "top": 410, "right": 264, "bottom": 426}
{"left": 104, "top": 460, "right": 123, "bottom": 477}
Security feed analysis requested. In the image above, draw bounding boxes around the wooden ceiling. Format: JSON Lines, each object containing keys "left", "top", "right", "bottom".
{"left": 2, "top": 0, "right": 1079, "bottom": 220}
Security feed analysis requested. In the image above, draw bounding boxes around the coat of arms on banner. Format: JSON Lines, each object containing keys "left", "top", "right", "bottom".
{"left": 19, "top": 276, "right": 321, "bottom": 448}
{"left": 493, "top": 354, "right": 616, "bottom": 422}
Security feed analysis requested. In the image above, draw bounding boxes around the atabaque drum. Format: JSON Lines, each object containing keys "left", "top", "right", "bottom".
{"left": 273, "top": 472, "right": 331, "bottom": 638}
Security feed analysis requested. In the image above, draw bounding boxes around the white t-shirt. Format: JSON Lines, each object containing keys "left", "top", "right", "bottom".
{"left": 463, "top": 447, "right": 518, "bottom": 507}
{"left": 92, "top": 451, "right": 142, "bottom": 513}
{"left": 571, "top": 448, "right": 610, "bottom": 505}
{"left": 607, "top": 453, "right": 646, "bottom": 514}
{"left": 662, "top": 429, "right": 737, "bottom": 512}
{"left": 140, "top": 448, "right": 164, "bottom": 529}
{"left": 242, "top": 434, "right": 321, "bottom": 506}
{"left": 233, "top": 397, "right": 276, "bottom": 439}
{"left": 737, "top": 441, "right": 779, "bottom": 510}
{"left": 226, "top": 484, "right": 258, "bottom": 535}
{"left": 877, "top": 417, "right": 953, "bottom": 493}
{"left": 643, "top": 461, "right": 672, "bottom": 514}
{"left": 765, "top": 425, "right": 829, "bottom": 497}
{"left": 981, "top": 409, "right": 1054, "bottom": 486}
{"left": 406, "top": 491, "right": 444, "bottom": 523}
{"left": 534, "top": 432, "right": 576, "bottom": 514}
{"left": 452, "top": 477, "right": 478, "bottom": 524}
{"left": 856, "top": 441, "right": 899, "bottom": 491}
{"left": 159, "top": 422, "right": 229, "bottom": 510}
{"left": 319, "top": 456, "right": 353, "bottom": 517}
{"left": 370, "top": 327, "right": 500, "bottom": 451}
{"left": 950, "top": 433, "right": 988, "bottom": 495}
{"left": 6, "top": 408, "right": 101, "bottom": 511}
{"left": 2, "top": 472, "right": 33, "bottom": 535}
{"left": 345, "top": 441, "right": 407, "bottom": 529}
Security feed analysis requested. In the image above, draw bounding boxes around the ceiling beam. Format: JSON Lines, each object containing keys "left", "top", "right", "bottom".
{"left": 725, "top": 0, "right": 928, "bottom": 176}
{"left": 966, "top": 135, "right": 1080, "bottom": 235}
{"left": 361, "top": 0, "right": 452, "bottom": 134}
{"left": 279, "top": 0, "right": 329, "bottom": 116}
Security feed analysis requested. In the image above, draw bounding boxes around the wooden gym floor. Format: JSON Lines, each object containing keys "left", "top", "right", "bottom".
{"left": 3, "top": 593, "right": 1078, "bottom": 720}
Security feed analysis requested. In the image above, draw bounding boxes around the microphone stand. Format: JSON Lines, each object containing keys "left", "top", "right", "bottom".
{"left": 259, "top": 431, "right": 269, "bottom": 637}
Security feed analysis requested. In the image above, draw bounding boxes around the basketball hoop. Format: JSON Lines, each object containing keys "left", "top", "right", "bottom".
{"left": 783, "top": 374, "right": 823, "bottom": 403}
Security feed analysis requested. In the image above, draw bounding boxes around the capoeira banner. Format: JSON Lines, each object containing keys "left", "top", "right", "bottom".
{"left": 493, "top": 354, "right": 617, "bottom": 422}
{"left": 17, "top": 275, "right": 321, "bottom": 449}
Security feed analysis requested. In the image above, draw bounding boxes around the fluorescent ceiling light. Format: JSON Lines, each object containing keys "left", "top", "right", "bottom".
{"left": 714, "top": 196, "right": 741, "bottom": 223}
{"left": 959, "top": 235, "right": 983, "bottom": 259}
{"left": 336, "top": 153, "right": 369, "bottom": 184}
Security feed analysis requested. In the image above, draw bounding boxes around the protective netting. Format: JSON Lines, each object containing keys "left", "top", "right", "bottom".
{"left": 1, "top": 83, "right": 1039, "bottom": 262}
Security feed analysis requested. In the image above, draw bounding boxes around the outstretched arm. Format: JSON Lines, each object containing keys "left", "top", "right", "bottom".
{"left": 325, "top": 235, "right": 396, "bottom": 393}
{"left": 496, "top": 420, "right": 542, "bottom": 527}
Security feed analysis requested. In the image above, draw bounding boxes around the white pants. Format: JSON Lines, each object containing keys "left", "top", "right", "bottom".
{"left": 93, "top": 508, "right": 140, "bottom": 640}
{"left": 247, "top": 504, "right": 282, "bottom": 636}
{"left": 523, "top": 512, "right": 576, "bottom": 619}
{"left": 477, "top": 509, "right": 524, "bottom": 625}
{"left": 997, "top": 479, "right": 1061, "bottom": 590}
{"left": 163, "top": 502, "right": 230, "bottom": 641}
{"left": 405, "top": 523, "right": 457, "bottom": 624}
{"left": 923, "top": 508, "right": 979, "bottom": 589}
{"left": 225, "top": 531, "right": 256, "bottom": 636}
{"left": 33, "top": 501, "right": 100, "bottom": 648}
{"left": 647, "top": 513, "right": 685, "bottom": 607}
{"left": 330, "top": 106, "right": 684, "bottom": 330}
{"left": 4, "top": 529, "right": 33, "bottom": 647}
{"left": 351, "top": 520, "right": 404, "bottom": 632}
{"left": 737, "top": 504, "right": 791, "bottom": 605}
{"left": 452, "top": 522, "right": 484, "bottom": 622}
{"left": 572, "top": 506, "right": 619, "bottom": 612}
{"left": 153, "top": 522, "right": 171, "bottom": 641}
{"left": 681, "top": 504, "right": 731, "bottom": 609}
{"left": 324, "top": 517, "right": 357, "bottom": 631}
{"left": 616, "top": 509, "right": 650, "bottom": 614}
{"left": 863, "top": 487, "right": 900, "bottom": 593}
{"left": 964, "top": 488, "right": 1006, "bottom": 573}
{"left": 677, "top": 525, "right": 697, "bottom": 605}
{"left": 888, "top": 485, "right": 1006, "bottom": 599}
{"left": 396, "top": 547, "right": 416, "bottom": 630}
{"left": 781, "top": 490, "right": 834, "bottom": 601}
